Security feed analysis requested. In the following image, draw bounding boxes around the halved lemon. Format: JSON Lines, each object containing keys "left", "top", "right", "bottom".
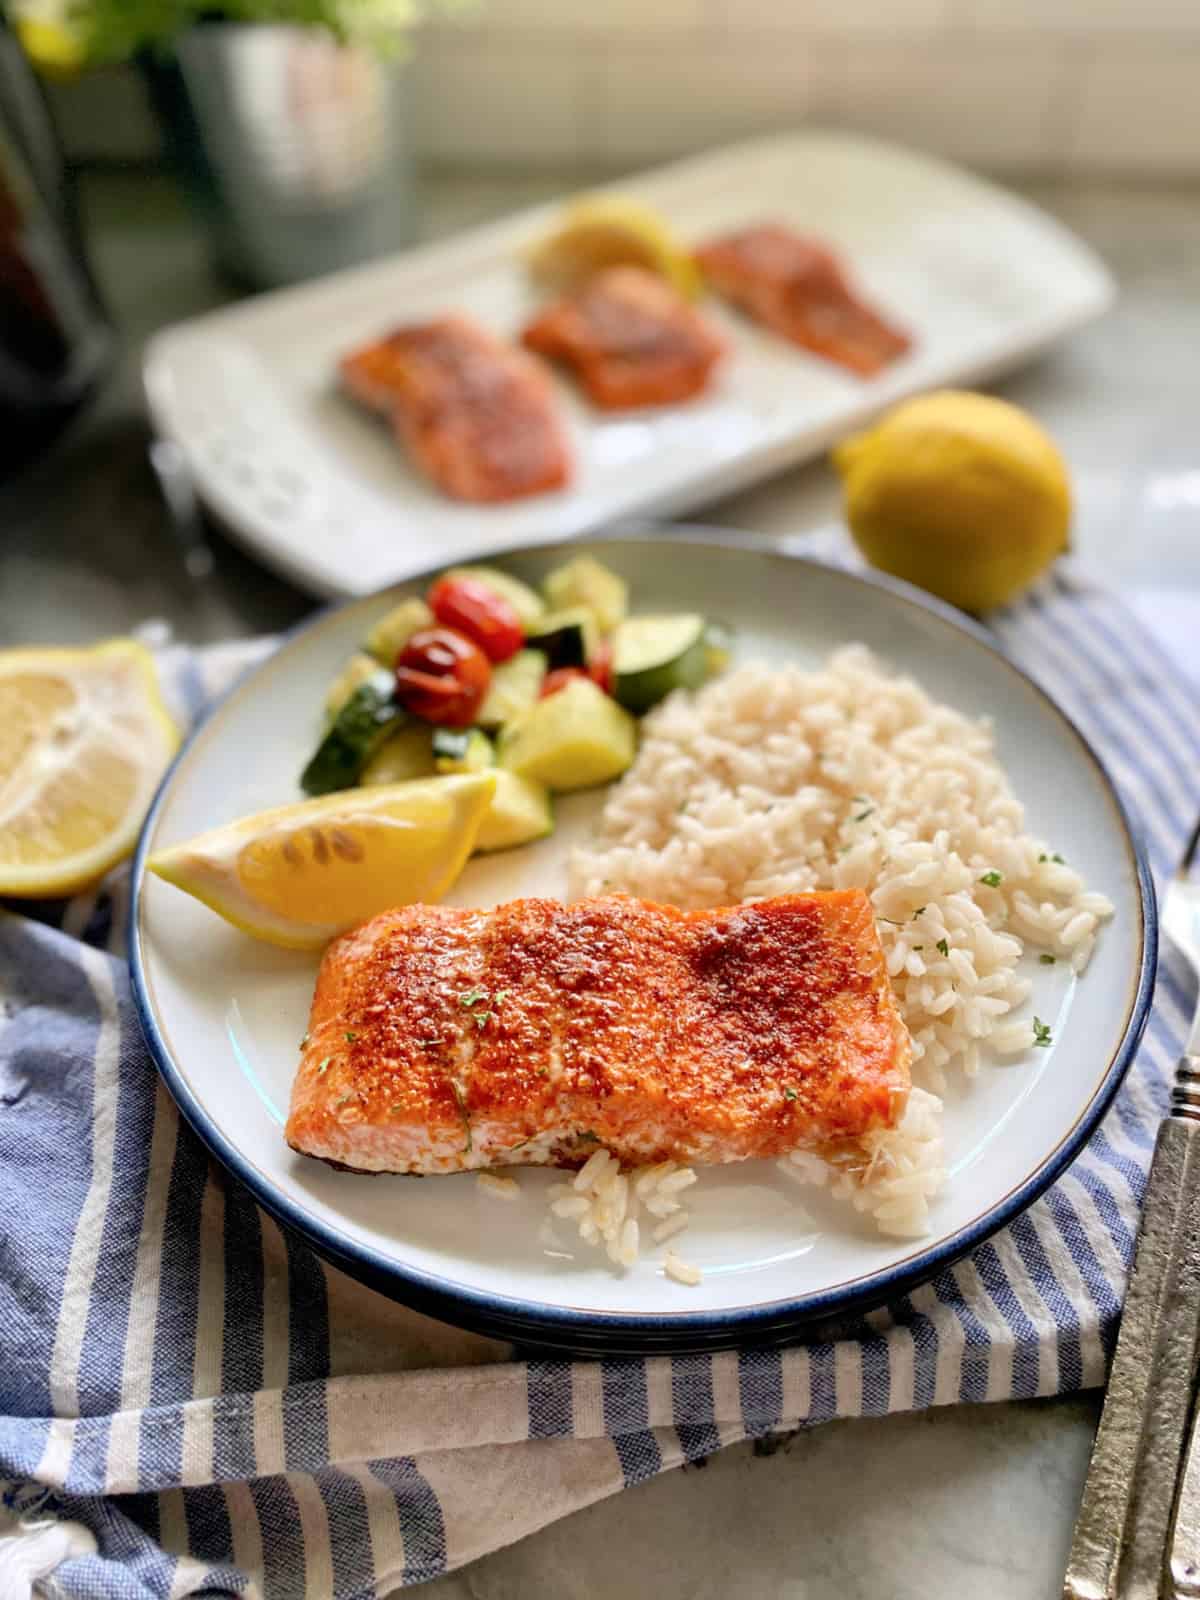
{"left": 528, "top": 196, "right": 701, "bottom": 298}
{"left": 148, "top": 773, "right": 497, "bottom": 949}
{"left": 0, "top": 640, "right": 179, "bottom": 898}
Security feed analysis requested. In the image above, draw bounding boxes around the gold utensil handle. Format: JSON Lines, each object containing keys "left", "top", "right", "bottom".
{"left": 1064, "top": 1109, "right": 1200, "bottom": 1599}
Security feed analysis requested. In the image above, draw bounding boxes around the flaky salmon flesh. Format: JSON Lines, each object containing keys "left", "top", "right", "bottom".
{"left": 338, "top": 313, "right": 571, "bottom": 503}
{"left": 285, "top": 893, "right": 911, "bottom": 1176}
{"left": 522, "top": 266, "right": 725, "bottom": 410}
{"left": 695, "top": 224, "right": 911, "bottom": 378}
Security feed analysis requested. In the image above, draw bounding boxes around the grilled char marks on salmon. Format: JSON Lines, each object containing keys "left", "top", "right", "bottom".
{"left": 695, "top": 224, "right": 911, "bottom": 378}
{"left": 522, "top": 266, "right": 725, "bottom": 410}
{"left": 339, "top": 313, "right": 571, "bottom": 502}
{"left": 285, "top": 892, "right": 911, "bottom": 1176}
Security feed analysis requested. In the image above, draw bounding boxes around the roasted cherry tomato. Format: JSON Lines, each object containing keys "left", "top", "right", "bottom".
{"left": 589, "top": 637, "right": 615, "bottom": 696}
{"left": 394, "top": 626, "right": 491, "bottom": 726}
{"left": 427, "top": 576, "right": 524, "bottom": 663}
{"left": 539, "top": 666, "right": 590, "bottom": 699}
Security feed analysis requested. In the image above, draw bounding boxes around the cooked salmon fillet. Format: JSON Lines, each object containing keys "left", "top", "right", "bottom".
{"left": 285, "top": 892, "right": 911, "bottom": 1176}
{"left": 694, "top": 224, "right": 911, "bottom": 378}
{"left": 338, "top": 314, "right": 571, "bottom": 502}
{"left": 522, "top": 266, "right": 725, "bottom": 410}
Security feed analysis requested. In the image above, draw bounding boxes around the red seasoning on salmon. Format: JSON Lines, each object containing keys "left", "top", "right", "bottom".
{"left": 285, "top": 891, "right": 911, "bottom": 1176}
{"left": 339, "top": 313, "right": 571, "bottom": 503}
{"left": 522, "top": 266, "right": 725, "bottom": 410}
{"left": 695, "top": 223, "right": 911, "bottom": 378}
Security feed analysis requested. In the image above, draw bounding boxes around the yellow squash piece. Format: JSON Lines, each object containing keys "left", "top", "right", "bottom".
{"left": 498, "top": 677, "right": 635, "bottom": 792}
{"left": 528, "top": 195, "right": 701, "bottom": 299}
{"left": 0, "top": 640, "right": 178, "bottom": 897}
{"left": 148, "top": 773, "right": 496, "bottom": 949}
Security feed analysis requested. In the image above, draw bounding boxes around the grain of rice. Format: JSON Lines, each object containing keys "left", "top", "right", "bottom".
{"left": 476, "top": 1173, "right": 520, "bottom": 1201}
{"left": 664, "top": 1250, "right": 703, "bottom": 1287}
{"left": 1062, "top": 911, "right": 1097, "bottom": 948}
{"left": 574, "top": 1148, "right": 613, "bottom": 1192}
{"left": 546, "top": 1152, "right": 701, "bottom": 1276}
{"left": 614, "top": 1219, "right": 639, "bottom": 1267}
{"left": 991, "top": 1021, "right": 1037, "bottom": 1053}
{"left": 652, "top": 1211, "right": 690, "bottom": 1245}
{"left": 659, "top": 1168, "right": 698, "bottom": 1196}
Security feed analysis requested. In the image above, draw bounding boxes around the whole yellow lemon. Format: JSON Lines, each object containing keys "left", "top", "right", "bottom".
{"left": 833, "top": 390, "right": 1072, "bottom": 612}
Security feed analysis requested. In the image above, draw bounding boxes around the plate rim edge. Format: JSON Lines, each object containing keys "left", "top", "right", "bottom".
{"left": 127, "top": 528, "right": 1157, "bottom": 1348}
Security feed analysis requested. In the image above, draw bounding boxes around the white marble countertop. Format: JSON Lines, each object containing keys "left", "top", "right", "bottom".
{"left": 419, "top": 1396, "right": 1102, "bottom": 1600}
{"left": 4, "top": 168, "right": 1197, "bottom": 1600}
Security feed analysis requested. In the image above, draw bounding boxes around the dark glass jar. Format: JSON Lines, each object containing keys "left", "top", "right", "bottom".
{"left": 0, "top": 23, "right": 112, "bottom": 476}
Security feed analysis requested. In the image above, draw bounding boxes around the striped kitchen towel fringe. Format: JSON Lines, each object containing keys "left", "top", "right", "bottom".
{"left": 0, "top": 558, "right": 1189, "bottom": 1599}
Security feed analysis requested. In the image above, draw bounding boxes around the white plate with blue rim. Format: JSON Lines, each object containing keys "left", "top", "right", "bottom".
{"left": 129, "top": 532, "right": 1154, "bottom": 1354}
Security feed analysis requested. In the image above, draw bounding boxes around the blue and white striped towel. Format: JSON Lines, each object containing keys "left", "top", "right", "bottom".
{"left": 0, "top": 559, "right": 1192, "bottom": 1600}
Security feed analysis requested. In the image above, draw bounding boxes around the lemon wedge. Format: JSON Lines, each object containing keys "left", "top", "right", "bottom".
{"left": 148, "top": 773, "right": 497, "bottom": 949}
{"left": 0, "top": 640, "right": 178, "bottom": 898}
{"left": 528, "top": 195, "right": 701, "bottom": 298}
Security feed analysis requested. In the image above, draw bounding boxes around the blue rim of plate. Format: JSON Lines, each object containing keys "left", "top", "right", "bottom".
{"left": 128, "top": 528, "right": 1158, "bottom": 1354}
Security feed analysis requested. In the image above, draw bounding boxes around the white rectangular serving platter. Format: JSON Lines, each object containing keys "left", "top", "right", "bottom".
{"left": 144, "top": 131, "right": 1114, "bottom": 599}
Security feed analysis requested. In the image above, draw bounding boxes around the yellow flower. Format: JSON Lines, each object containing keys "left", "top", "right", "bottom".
{"left": 13, "top": 2, "right": 86, "bottom": 75}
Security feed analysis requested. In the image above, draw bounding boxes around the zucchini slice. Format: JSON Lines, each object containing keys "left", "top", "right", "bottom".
{"left": 443, "top": 565, "right": 546, "bottom": 630}
{"left": 324, "top": 652, "right": 381, "bottom": 723}
{"left": 432, "top": 727, "right": 495, "bottom": 774}
{"left": 477, "top": 649, "right": 547, "bottom": 729}
{"left": 365, "top": 597, "right": 434, "bottom": 666}
{"left": 474, "top": 770, "right": 554, "bottom": 852}
{"left": 542, "top": 555, "right": 628, "bottom": 633}
{"left": 360, "top": 724, "right": 436, "bottom": 785}
{"left": 612, "top": 613, "right": 709, "bottom": 713}
{"left": 301, "top": 670, "right": 404, "bottom": 795}
{"left": 498, "top": 676, "right": 635, "bottom": 791}
{"left": 526, "top": 607, "right": 599, "bottom": 670}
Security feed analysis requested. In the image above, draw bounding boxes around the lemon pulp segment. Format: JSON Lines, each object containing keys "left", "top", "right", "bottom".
{"left": 0, "top": 641, "right": 178, "bottom": 896}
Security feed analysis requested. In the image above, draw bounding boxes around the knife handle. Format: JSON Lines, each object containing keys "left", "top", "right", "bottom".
{"left": 1170, "top": 1399, "right": 1200, "bottom": 1599}
{"left": 1063, "top": 1109, "right": 1200, "bottom": 1600}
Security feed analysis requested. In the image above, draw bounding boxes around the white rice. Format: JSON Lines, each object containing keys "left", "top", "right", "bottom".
{"left": 663, "top": 1251, "right": 703, "bottom": 1287}
{"left": 547, "top": 1151, "right": 695, "bottom": 1271}
{"left": 475, "top": 1172, "right": 520, "bottom": 1201}
{"left": 777, "top": 1085, "right": 946, "bottom": 1239}
{"left": 548, "top": 645, "right": 1114, "bottom": 1269}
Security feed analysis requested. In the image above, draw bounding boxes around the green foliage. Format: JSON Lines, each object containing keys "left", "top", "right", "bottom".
{"left": 20, "top": 0, "right": 472, "bottom": 63}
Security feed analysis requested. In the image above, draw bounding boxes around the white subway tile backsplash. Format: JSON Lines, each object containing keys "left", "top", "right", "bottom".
{"left": 44, "top": 1, "right": 1200, "bottom": 178}
{"left": 966, "top": 0, "right": 1200, "bottom": 31}
{"left": 484, "top": 0, "right": 703, "bottom": 27}
{"left": 709, "top": 0, "right": 950, "bottom": 29}
{"left": 828, "top": 43, "right": 1068, "bottom": 170}
{"left": 412, "top": 32, "right": 585, "bottom": 166}
{"left": 1066, "top": 47, "right": 1200, "bottom": 173}
{"left": 592, "top": 38, "right": 816, "bottom": 164}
